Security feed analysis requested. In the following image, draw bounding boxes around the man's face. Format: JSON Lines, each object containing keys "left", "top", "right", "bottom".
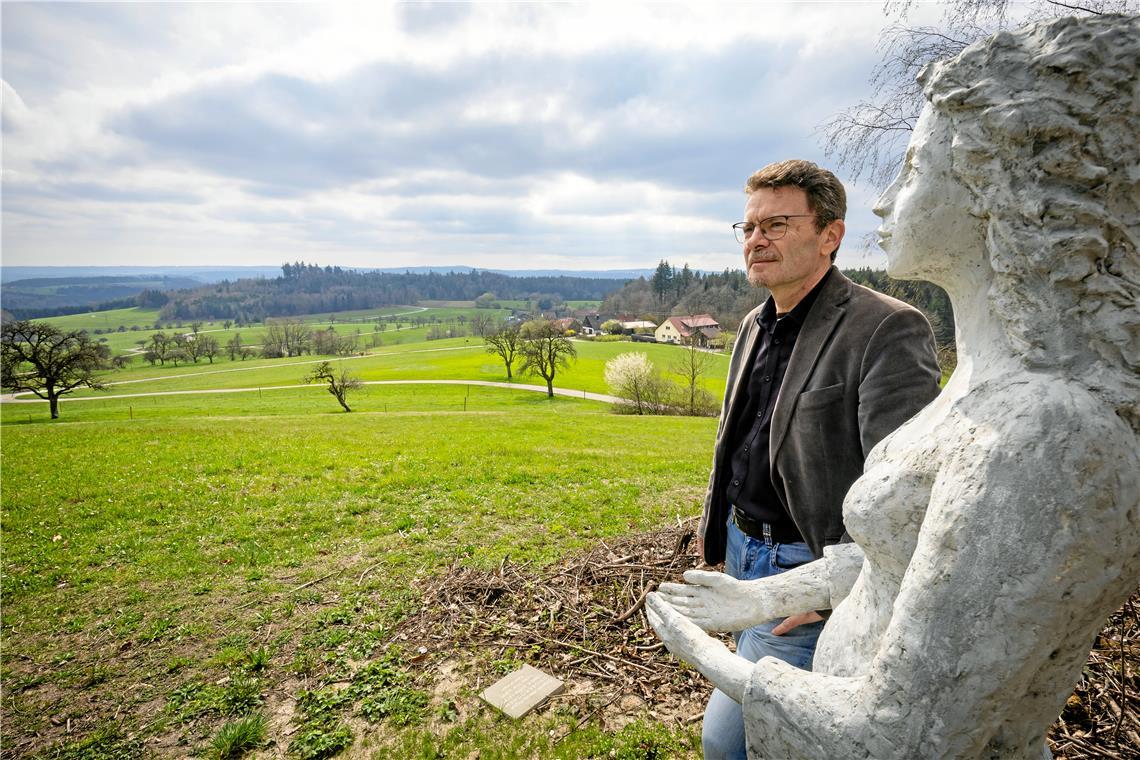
{"left": 741, "top": 186, "right": 841, "bottom": 303}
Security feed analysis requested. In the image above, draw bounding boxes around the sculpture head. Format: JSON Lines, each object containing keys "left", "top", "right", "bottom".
{"left": 889, "top": 16, "right": 1139, "bottom": 419}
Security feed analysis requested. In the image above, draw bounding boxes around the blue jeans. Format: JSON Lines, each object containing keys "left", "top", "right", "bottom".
{"left": 701, "top": 518, "right": 825, "bottom": 760}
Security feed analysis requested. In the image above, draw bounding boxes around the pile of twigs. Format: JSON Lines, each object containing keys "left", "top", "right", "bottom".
{"left": 1048, "top": 594, "right": 1139, "bottom": 759}
{"left": 393, "top": 523, "right": 1138, "bottom": 756}
{"left": 394, "top": 520, "right": 713, "bottom": 727}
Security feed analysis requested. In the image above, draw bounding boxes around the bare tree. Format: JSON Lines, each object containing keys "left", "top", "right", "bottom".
{"left": 197, "top": 334, "right": 220, "bottom": 364}
{"left": 519, "top": 319, "right": 577, "bottom": 398}
{"left": 484, "top": 324, "right": 522, "bottom": 379}
{"left": 820, "top": 0, "right": 1136, "bottom": 188}
{"left": 671, "top": 336, "right": 718, "bottom": 416}
{"left": 227, "top": 333, "right": 244, "bottom": 361}
{"left": 262, "top": 318, "right": 312, "bottom": 358}
{"left": 149, "top": 331, "right": 172, "bottom": 365}
{"left": 305, "top": 360, "right": 362, "bottom": 412}
{"left": 470, "top": 312, "right": 494, "bottom": 337}
{"left": 1, "top": 320, "right": 111, "bottom": 419}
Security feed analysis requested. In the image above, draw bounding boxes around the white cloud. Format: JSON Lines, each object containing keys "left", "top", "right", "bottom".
{"left": 1, "top": 2, "right": 910, "bottom": 271}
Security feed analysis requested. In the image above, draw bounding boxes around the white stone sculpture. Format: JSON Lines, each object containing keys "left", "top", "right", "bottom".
{"left": 647, "top": 15, "right": 1140, "bottom": 759}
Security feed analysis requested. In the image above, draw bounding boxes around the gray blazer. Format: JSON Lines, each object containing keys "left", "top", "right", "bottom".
{"left": 699, "top": 268, "right": 941, "bottom": 563}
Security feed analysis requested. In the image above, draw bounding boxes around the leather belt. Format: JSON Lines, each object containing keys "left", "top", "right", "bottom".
{"left": 732, "top": 505, "right": 803, "bottom": 544}
{"left": 731, "top": 506, "right": 771, "bottom": 541}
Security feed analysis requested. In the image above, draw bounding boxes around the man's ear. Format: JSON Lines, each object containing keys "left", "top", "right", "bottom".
{"left": 821, "top": 219, "right": 845, "bottom": 257}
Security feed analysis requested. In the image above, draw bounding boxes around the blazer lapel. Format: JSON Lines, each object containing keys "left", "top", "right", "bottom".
{"left": 770, "top": 271, "right": 851, "bottom": 458}
{"left": 719, "top": 309, "right": 763, "bottom": 443}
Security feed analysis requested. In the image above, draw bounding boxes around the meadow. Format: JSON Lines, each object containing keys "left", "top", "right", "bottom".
{"left": 2, "top": 306, "right": 724, "bottom": 759}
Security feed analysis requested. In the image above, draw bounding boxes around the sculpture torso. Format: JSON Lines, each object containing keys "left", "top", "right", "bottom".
{"left": 797, "top": 368, "right": 1140, "bottom": 757}
{"left": 812, "top": 382, "right": 948, "bottom": 678}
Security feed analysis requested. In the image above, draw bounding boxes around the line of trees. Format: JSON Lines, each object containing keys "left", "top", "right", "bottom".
{"left": 144, "top": 326, "right": 221, "bottom": 366}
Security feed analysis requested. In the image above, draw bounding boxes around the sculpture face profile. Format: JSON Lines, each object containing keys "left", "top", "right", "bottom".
{"left": 648, "top": 15, "right": 1140, "bottom": 760}
{"left": 874, "top": 108, "right": 984, "bottom": 283}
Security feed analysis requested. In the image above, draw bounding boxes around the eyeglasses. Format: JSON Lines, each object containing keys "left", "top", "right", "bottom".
{"left": 732, "top": 214, "right": 816, "bottom": 244}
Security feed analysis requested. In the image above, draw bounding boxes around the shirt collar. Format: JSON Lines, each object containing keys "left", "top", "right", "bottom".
{"left": 757, "top": 266, "right": 834, "bottom": 332}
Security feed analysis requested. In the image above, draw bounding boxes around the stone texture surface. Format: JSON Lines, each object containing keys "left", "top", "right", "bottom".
{"left": 479, "top": 664, "right": 564, "bottom": 719}
{"left": 648, "top": 15, "right": 1140, "bottom": 759}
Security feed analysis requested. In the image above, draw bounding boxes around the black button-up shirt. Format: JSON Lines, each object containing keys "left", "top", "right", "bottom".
{"left": 724, "top": 269, "right": 832, "bottom": 543}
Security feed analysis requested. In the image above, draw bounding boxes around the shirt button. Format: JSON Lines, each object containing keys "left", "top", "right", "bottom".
{"left": 763, "top": 376, "right": 772, "bottom": 383}
{"left": 774, "top": 338, "right": 781, "bottom": 345}
{"left": 743, "top": 445, "right": 749, "bottom": 452}
{"left": 732, "top": 479, "right": 740, "bottom": 486}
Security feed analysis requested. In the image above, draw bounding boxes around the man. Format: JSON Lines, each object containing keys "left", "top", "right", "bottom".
{"left": 696, "top": 160, "right": 941, "bottom": 759}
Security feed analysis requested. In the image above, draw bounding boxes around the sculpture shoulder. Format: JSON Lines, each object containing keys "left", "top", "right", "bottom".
{"left": 953, "top": 376, "right": 1134, "bottom": 467}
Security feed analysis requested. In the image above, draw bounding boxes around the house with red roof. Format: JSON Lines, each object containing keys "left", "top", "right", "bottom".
{"left": 654, "top": 314, "right": 722, "bottom": 347}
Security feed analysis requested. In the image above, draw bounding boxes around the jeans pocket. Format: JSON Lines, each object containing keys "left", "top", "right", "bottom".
{"left": 772, "top": 541, "right": 814, "bottom": 570}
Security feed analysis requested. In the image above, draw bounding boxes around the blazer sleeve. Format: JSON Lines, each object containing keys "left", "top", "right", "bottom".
{"left": 857, "top": 307, "right": 942, "bottom": 457}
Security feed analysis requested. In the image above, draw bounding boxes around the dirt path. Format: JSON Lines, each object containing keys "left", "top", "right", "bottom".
{"left": 2, "top": 379, "right": 623, "bottom": 405}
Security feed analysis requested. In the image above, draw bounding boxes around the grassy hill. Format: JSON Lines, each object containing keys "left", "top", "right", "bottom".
{"left": 1, "top": 306, "right": 726, "bottom": 758}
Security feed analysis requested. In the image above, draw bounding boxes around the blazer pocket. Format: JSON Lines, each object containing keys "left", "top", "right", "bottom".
{"left": 797, "top": 382, "right": 845, "bottom": 411}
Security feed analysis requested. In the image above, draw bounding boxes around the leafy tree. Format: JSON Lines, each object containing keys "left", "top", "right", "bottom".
{"left": 484, "top": 324, "right": 522, "bottom": 379}
{"left": 651, "top": 260, "right": 675, "bottom": 304}
{"left": 604, "top": 352, "right": 671, "bottom": 415}
{"left": 475, "top": 292, "right": 498, "bottom": 308}
{"left": 304, "top": 361, "right": 362, "bottom": 412}
{"left": 1, "top": 320, "right": 111, "bottom": 419}
{"left": 601, "top": 319, "right": 625, "bottom": 335}
{"left": 519, "top": 319, "right": 577, "bottom": 398}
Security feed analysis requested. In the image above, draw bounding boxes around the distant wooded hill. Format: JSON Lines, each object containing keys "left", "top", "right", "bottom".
{"left": 156, "top": 263, "right": 629, "bottom": 323}
{"left": 1, "top": 275, "right": 204, "bottom": 319}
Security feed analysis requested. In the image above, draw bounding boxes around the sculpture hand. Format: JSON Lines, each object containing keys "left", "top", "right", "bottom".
{"left": 656, "top": 569, "right": 772, "bottom": 632}
{"left": 645, "top": 591, "right": 749, "bottom": 703}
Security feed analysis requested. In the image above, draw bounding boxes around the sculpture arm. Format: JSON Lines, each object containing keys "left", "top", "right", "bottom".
{"left": 644, "top": 592, "right": 750, "bottom": 703}
{"left": 655, "top": 542, "right": 864, "bottom": 632}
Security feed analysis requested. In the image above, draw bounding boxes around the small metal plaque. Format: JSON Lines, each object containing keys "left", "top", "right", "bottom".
{"left": 480, "top": 664, "right": 564, "bottom": 719}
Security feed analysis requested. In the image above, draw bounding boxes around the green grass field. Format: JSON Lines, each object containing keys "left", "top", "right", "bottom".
{"left": 2, "top": 306, "right": 723, "bottom": 758}
{"left": 2, "top": 394, "right": 712, "bottom": 758}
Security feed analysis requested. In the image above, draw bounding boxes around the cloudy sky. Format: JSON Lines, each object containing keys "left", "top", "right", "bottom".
{"left": 2, "top": 2, "right": 941, "bottom": 273}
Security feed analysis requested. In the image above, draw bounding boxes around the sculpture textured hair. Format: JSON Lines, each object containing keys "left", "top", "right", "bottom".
{"left": 921, "top": 16, "right": 1140, "bottom": 424}
{"left": 745, "top": 160, "right": 846, "bottom": 260}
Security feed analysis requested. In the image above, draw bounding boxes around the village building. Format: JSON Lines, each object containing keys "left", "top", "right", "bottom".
{"left": 654, "top": 314, "right": 722, "bottom": 347}
{"left": 580, "top": 314, "right": 615, "bottom": 336}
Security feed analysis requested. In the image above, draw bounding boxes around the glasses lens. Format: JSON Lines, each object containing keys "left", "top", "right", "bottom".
{"left": 762, "top": 218, "right": 789, "bottom": 240}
